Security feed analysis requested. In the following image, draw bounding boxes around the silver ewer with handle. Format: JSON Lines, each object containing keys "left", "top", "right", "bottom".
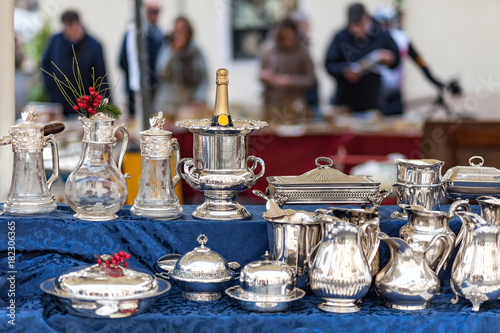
{"left": 131, "top": 112, "right": 182, "bottom": 220}
{"left": 3, "top": 108, "right": 60, "bottom": 215}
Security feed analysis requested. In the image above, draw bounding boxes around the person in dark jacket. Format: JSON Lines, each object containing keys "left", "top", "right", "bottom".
{"left": 325, "top": 3, "right": 400, "bottom": 113}
{"left": 119, "top": 0, "right": 163, "bottom": 117}
{"left": 41, "top": 10, "right": 108, "bottom": 117}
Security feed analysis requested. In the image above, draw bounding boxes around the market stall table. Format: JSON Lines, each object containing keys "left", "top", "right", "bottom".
{"left": 1, "top": 204, "right": 498, "bottom": 333}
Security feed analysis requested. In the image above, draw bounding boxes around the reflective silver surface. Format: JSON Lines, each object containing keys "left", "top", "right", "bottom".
{"left": 451, "top": 212, "right": 500, "bottom": 311}
{"left": 3, "top": 109, "right": 60, "bottom": 215}
{"left": 131, "top": 112, "right": 182, "bottom": 220}
{"left": 327, "top": 206, "right": 381, "bottom": 277}
{"left": 261, "top": 194, "right": 321, "bottom": 288}
{"left": 158, "top": 234, "right": 238, "bottom": 301}
{"left": 177, "top": 119, "right": 267, "bottom": 220}
{"left": 225, "top": 252, "right": 304, "bottom": 312}
{"left": 309, "top": 212, "right": 379, "bottom": 313}
{"left": 41, "top": 277, "right": 170, "bottom": 318}
{"left": 477, "top": 196, "right": 500, "bottom": 226}
{"left": 443, "top": 156, "right": 500, "bottom": 200}
{"left": 392, "top": 159, "right": 444, "bottom": 219}
{"left": 399, "top": 199, "right": 469, "bottom": 272}
{"left": 375, "top": 232, "right": 453, "bottom": 310}
{"left": 266, "top": 157, "right": 382, "bottom": 206}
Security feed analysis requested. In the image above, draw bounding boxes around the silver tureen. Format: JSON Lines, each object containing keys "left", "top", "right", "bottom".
{"left": 40, "top": 254, "right": 170, "bottom": 318}
{"left": 157, "top": 234, "right": 240, "bottom": 301}
{"left": 226, "top": 252, "right": 305, "bottom": 312}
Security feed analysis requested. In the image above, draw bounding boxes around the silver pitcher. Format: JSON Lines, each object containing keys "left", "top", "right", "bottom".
{"left": 3, "top": 109, "right": 60, "bottom": 215}
{"left": 256, "top": 190, "right": 321, "bottom": 288}
{"left": 399, "top": 199, "right": 469, "bottom": 272}
{"left": 375, "top": 232, "right": 453, "bottom": 310}
{"left": 451, "top": 211, "right": 500, "bottom": 311}
{"left": 176, "top": 69, "right": 267, "bottom": 220}
{"left": 131, "top": 112, "right": 182, "bottom": 220}
{"left": 308, "top": 210, "right": 379, "bottom": 313}
{"left": 392, "top": 159, "right": 444, "bottom": 219}
{"left": 326, "top": 206, "right": 381, "bottom": 277}
{"left": 477, "top": 195, "right": 500, "bottom": 226}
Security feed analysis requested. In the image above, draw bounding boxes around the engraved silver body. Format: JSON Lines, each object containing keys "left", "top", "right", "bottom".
{"left": 451, "top": 211, "right": 500, "bottom": 311}
{"left": 131, "top": 113, "right": 182, "bottom": 219}
{"left": 308, "top": 211, "right": 379, "bottom": 313}
{"left": 40, "top": 261, "right": 170, "bottom": 318}
{"left": 392, "top": 159, "right": 444, "bottom": 219}
{"left": 177, "top": 119, "right": 267, "bottom": 220}
{"left": 3, "top": 109, "right": 60, "bottom": 215}
{"left": 375, "top": 232, "right": 453, "bottom": 310}
{"left": 399, "top": 199, "right": 469, "bottom": 272}
{"left": 65, "top": 115, "right": 129, "bottom": 221}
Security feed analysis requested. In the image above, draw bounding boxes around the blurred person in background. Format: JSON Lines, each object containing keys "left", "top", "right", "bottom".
{"left": 324, "top": 3, "right": 400, "bottom": 114}
{"left": 119, "top": 0, "right": 163, "bottom": 118}
{"left": 41, "top": 10, "right": 108, "bottom": 117}
{"left": 153, "top": 16, "right": 208, "bottom": 118}
{"left": 372, "top": 5, "right": 444, "bottom": 115}
{"left": 260, "top": 17, "right": 315, "bottom": 124}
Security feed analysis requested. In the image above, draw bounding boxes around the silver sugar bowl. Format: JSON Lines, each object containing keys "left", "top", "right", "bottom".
{"left": 3, "top": 108, "right": 60, "bottom": 215}
{"left": 157, "top": 234, "right": 239, "bottom": 301}
{"left": 131, "top": 112, "right": 182, "bottom": 220}
{"left": 226, "top": 252, "right": 305, "bottom": 312}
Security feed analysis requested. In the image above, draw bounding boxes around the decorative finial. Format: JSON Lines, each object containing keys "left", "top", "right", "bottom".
{"left": 197, "top": 234, "right": 208, "bottom": 247}
{"left": 21, "top": 106, "right": 37, "bottom": 122}
{"left": 150, "top": 111, "right": 165, "bottom": 128}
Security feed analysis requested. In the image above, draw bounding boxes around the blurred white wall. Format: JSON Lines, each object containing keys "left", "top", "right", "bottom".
{"left": 34, "top": 0, "right": 500, "bottom": 120}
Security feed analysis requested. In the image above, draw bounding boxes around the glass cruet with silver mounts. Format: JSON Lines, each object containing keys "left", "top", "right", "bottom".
{"left": 131, "top": 112, "right": 182, "bottom": 220}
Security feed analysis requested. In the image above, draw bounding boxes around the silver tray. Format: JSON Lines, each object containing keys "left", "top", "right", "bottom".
{"left": 225, "top": 285, "right": 305, "bottom": 312}
{"left": 41, "top": 277, "right": 170, "bottom": 318}
{"left": 266, "top": 157, "right": 381, "bottom": 205}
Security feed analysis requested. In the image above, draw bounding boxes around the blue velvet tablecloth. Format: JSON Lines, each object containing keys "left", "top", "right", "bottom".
{"left": 1, "top": 204, "right": 499, "bottom": 333}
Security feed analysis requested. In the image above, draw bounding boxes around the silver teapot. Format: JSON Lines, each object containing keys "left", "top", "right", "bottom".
{"left": 451, "top": 211, "right": 500, "bottom": 311}
{"left": 2, "top": 109, "right": 60, "bottom": 215}
{"left": 399, "top": 199, "right": 469, "bottom": 272}
{"left": 375, "top": 232, "right": 454, "bottom": 310}
{"left": 308, "top": 210, "right": 379, "bottom": 313}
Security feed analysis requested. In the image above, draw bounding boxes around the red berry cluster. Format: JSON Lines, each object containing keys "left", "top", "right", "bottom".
{"left": 73, "top": 86, "right": 103, "bottom": 115}
{"left": 96, "top": 250, "right": 130, "bottom": 268}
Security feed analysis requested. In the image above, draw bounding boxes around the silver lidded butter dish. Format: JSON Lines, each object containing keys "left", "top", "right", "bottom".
{"left": 156, "top": 234, "right": 240, "bottom": 301}
{"left": 266, "top": 157, "right": 381, "bottom": 206}
{"left": 40, "top": 252, "right": 171, "bottom": 318}
{"left": 442, "top": 156, "right": 500, "bottom": 200}
{"left": 226, "top": 252, "right": 305, "bottom": 312}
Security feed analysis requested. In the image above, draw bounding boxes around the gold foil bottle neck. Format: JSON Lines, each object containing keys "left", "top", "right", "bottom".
{"left": 216, "top": 68, "right": 229, "bottom": 85}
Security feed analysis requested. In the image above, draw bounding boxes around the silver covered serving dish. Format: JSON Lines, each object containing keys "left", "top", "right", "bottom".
{"left": 442, "top": 156, "right": 500, "bottom": 200}
{"left": 226, "top": 252, "right": 305, "bottom": 312}
{"left": 40, "top": 254, "right": 170, "bottom": 318}
{"left": 266, "top": 157, "right": 381, "bottom": 206}
{"left": 156, "top": 234, "right": 239, "bottom": 301}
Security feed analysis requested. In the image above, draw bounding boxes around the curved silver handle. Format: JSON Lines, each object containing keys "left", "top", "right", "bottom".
{"left": 247, "top": 155, "right": 265, "bottom": 180}
{"left": 448, "top": 199, "right": 470, "bottom": 217}
{"left": 359, "top": 220, "right": 380, "bottom": 271}
{"left": 426, "top": 233, "right": 455, "bottom": 276}
{"left": 112, "top": 125, "right": 130, "bottom": 177}
{"left": 171, "top": 138, "right": 181, "bottom": 186}
{"left": 177, "top": 158, "right": 200, "bottom": 187}
{"left": 44, "top": 135, "right": 59, "bottom": 190}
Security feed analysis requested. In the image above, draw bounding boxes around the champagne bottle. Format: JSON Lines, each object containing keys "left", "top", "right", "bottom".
{"left": 210, "top": 68, "right": 234, "bottom": 127}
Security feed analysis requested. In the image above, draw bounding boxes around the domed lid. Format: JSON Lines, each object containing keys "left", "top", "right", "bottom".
{"left": 141, "top": 111, "right": 172, "bottom": 137}
{"left": 55, "top": 252, "right": 158, "bottom": 299}
{"left": 443, "top": 156, "right": 500, "bottom": 182}
{"left": 239, "top": 252, "right": 295, "bottom": 297}
{"left": 171, "top": 234, "right": 233, "bottom": 282}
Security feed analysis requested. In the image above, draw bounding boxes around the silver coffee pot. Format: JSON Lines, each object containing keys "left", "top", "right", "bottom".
{"left": 399, "top": 199, "right": 469, "bottom": 272}
{"left": 451, "top": 211, "right": 500, "bottom": 311}
{"left": 131, "top": 112, "right": 182, "bottom": 220}
{"left": 2, "top": 108, "right": 61, "bottom": 215}
{"left": 375, "top": 232, "right": 454, "bottom": 310}
{"left": 308, "top": 210, "right": 379, "bottom": 313}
